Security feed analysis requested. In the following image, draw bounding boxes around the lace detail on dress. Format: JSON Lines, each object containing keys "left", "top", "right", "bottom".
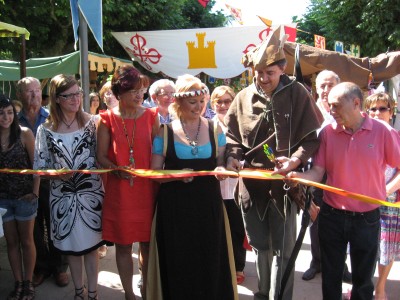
{"left": 0, "top": 138, "right": 33, "bottom": 199}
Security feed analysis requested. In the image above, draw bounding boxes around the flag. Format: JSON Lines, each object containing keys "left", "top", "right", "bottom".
{"left": 284, "top": 26, "right": 297, "bottom": 42}
{"left": 314, "top": 35, "right": 326, "bottom": 49}
{"left": 350, "top": 44, "right": 361, "bottom": 57}
{"left": 70, "top": 0, "right": 103, "bottom": 51}
{"left": 334, "top": 41, "right": 344, "bottom": 53}
{"left": 70, "top": 0, "right": 79, "bottom": 50}
{"left": 226, "top": 4, "right": 244, "bottom": 25}
{"left": 198, "top": 0, "right": 209, "bottom": 8}
{"left": 257, "top": 15, "right": 272, "bottom": 27}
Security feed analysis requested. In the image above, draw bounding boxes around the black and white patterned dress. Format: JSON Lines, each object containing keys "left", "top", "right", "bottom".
{"left": 33, "top": 117, "right": 105, "bottom": 255}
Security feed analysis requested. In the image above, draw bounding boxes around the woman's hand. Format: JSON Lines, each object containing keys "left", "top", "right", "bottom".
{"left": 214, "top": 166, "right": 228, "bottom": 181}
{"left": 182, "top": 168, "right": 194, "bottom": 183}
{"left": 112, "top": 166, "right": 135, "bottom": 181}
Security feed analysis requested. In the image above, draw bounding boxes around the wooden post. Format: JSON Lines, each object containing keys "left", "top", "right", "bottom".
{"left": 20, "top": 34, "right": 26, "bottom": 79}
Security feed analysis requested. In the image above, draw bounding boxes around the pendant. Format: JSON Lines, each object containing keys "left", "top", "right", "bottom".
{"left": 130, "top": 177, "right": 134, "bottom": 187}
{"left": 191, "top": 146, "right": 198, "bottom": 155}
{"left": 129, "top": 151, "right": 135, "bottom": 165}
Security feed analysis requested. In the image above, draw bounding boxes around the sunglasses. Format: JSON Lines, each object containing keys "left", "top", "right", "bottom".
{"left": 368, "top": 106, "right": 390, "bottom": 113}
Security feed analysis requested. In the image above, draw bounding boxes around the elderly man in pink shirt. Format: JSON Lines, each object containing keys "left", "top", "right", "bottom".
{"left": 288, "top": 82, "right": 400, "bottom": 299}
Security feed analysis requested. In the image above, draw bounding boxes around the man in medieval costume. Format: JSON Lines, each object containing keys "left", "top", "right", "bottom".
{"left": 225, "top": 26, "right": 323, "bottom": 300}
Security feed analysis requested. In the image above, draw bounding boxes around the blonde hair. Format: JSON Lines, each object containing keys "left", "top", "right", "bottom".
{"left": 170, "top": 74, "right": 204, "bottom": 119}
{"left": 364, "top": 92, "right": 396, "bottom": 116}
{"left": 47, "top": 74, "right": 85, "bottom": 130}
{"left": 99, "top": 81, "right": 112, "bottom": 100}
{"left": 210, "top": 86, "right": 235, "bottom": 109}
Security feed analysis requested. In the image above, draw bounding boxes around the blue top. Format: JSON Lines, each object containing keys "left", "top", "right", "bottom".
{"left": 18, "top": 107, "right": 49, "bottom": 136}
{"left": 152, "top": 132, "right": 226, "bottom": 159}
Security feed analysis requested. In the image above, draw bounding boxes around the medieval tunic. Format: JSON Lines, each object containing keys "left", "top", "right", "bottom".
{"left": 225, "top": 74, "right": 323, "bottom": 218}
{"left": 224, "top": 74, "right": 322, "bottom": 299}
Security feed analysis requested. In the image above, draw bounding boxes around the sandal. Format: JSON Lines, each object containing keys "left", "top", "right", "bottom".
{"left": 88, "top": 290, "right": 98, "bottom": 300}
{"left": 7, "top": 281, "right": 23, "bottom": 300}
{"left": 21, "top": 280, "right": 35, "bottom": 300}
{"left": 74, "top": 286, "right": 86, "bottom": 300}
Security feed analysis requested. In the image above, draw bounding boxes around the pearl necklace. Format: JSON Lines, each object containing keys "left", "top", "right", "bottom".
{"left": 180, "top": 118, "right": 201, "bottom": 155}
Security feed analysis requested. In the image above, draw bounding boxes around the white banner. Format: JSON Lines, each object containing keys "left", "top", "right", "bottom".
{"left": 112, "top": 25, "right": 294, "bottom": 79}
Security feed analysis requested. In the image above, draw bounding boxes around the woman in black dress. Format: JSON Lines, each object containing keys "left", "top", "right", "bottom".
{"left": 148, "top": 75, "right": 238, "bottom": 300}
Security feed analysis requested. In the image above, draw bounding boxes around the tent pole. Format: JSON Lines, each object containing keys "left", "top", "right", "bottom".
{"left": 20, "top": 34, "right": 26, "bottom": 79}
{"left": 79, "top": 10, "right": 90, "bottom": 113}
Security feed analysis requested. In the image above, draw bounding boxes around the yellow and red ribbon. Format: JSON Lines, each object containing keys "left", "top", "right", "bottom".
{"left": 1, "top": 168, "right": 399, "bottom": 208}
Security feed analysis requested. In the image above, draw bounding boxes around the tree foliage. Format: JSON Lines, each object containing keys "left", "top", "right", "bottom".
{"left": 295, "top": 0, "right": 400, "bottom": 56}
{"left": 0, "top": 0, "right": 227, "bottom": 60}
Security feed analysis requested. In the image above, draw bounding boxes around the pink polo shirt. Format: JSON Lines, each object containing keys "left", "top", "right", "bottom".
{"left": 314, "top": 113, "right": 400, "bottom": 212}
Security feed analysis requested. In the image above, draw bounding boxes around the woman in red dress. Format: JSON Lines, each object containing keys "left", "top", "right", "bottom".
{"left": 97, "top": 65, "right": 159, "bottom": 300}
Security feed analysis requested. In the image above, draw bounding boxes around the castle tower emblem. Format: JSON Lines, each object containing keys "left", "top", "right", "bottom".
{"left": 186, "top": 32, "right": 217, "bottom": 69}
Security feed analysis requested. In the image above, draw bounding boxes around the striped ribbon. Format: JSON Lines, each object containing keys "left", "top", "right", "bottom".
{"left": 1, "top": 168, "right": 399, "bottom": 208}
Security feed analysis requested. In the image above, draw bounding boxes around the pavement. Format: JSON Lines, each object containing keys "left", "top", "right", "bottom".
{"left": 1, "top": 215, "right": 399, "bottom": 300}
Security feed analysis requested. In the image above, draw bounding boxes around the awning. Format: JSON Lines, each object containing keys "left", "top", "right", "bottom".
{"left": 0, "top": 21, "right": 30, "bottom": 39}
{"left": 0, "top": 51, "right": 132, "bottom": 81}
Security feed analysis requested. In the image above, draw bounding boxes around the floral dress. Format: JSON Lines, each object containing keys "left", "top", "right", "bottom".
{"left": 379, "top": 166, "right": 400, "bottom": 265}
{"left": 33, "top": 117, "right": 105, "bottom": 255}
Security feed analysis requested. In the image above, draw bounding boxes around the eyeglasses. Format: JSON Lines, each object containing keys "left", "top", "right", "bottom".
{"left": 58, "top": 90, "right": 83, "bottom": 101}
{"left": 157, "top": 92, "right": 175, "bottom": 98}
{"left": 215, "top": 99, "right": 232, "bottom": 106}
{"left": 127, "top": 88, "right": 147, "bottom": 96}
{"left": 368, "top": 106, "right": 390, "bottom": 113}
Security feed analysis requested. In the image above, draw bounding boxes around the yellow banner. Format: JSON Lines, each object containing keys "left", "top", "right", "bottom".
{"left": 1, "top": 168, "right": 399, "bottom": 208}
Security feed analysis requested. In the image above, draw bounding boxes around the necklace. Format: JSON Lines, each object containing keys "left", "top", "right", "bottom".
{"left": 180, "top": 118, "right": 201, "bottom": 155}
{"left": 62, "top": 116, "right": 76, "bottom": 128}
{"left": 121, "top": 113, "right": 137, "bottom": 186}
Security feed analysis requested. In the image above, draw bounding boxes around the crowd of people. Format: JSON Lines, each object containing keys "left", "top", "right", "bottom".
{"left": 1, "top": 26, "right": 400, "bottom": 300}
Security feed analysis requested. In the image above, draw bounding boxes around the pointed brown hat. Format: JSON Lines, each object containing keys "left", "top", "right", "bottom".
{"left": 242, "top": 26, "right": 288, "bottom": 69}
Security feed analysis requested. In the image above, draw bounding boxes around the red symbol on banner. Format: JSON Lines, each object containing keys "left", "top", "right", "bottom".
{"left": 259, "top": 28, "right": 273, "bottom": 40}
{"left": 243, "top": 44, "right": 256, "bottom": 54}
{"left": 125, "top": 33, "right": 162, "bottom": 70}
{"left": 314, "top": 35, "right": 326, "bottom": 49}
{"left": 243, "top": 28, "right": 273, "bottom": 54}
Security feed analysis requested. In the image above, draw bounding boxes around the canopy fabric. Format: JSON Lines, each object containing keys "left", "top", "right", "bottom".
{"left": 0, "top": 52, "right": 80, "bottom": 81}
{"left": 283, "top": 42, "right": 400, "bottom": 89}
{"left": 0, "top": 51, "right": 132, "bottom": 81}
{"left": 112, "top": 26, "right": 400, "bottom": 89}
{"left": 0, "top": 21, "right": 30, "bottom": 39}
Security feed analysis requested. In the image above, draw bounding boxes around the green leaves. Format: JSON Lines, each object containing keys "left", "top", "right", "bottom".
{"left": 0, "top": 0, "right": 228, "bottom": 61}
{"left": 298, "top": 0, "right": 400, "bottom": 56}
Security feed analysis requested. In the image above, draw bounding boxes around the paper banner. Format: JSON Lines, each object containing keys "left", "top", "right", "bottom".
{"left": 1, "top": 168, "right": 398, "bottom": 208}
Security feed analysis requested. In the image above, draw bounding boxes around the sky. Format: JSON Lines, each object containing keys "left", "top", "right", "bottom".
{"left": 213, "top": 0, "right": 311, "bottom": 26}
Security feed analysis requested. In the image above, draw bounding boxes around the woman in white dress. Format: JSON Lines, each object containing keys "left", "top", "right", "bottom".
{"left": 34, "top": 74, "right": 105, "bottom": 300}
